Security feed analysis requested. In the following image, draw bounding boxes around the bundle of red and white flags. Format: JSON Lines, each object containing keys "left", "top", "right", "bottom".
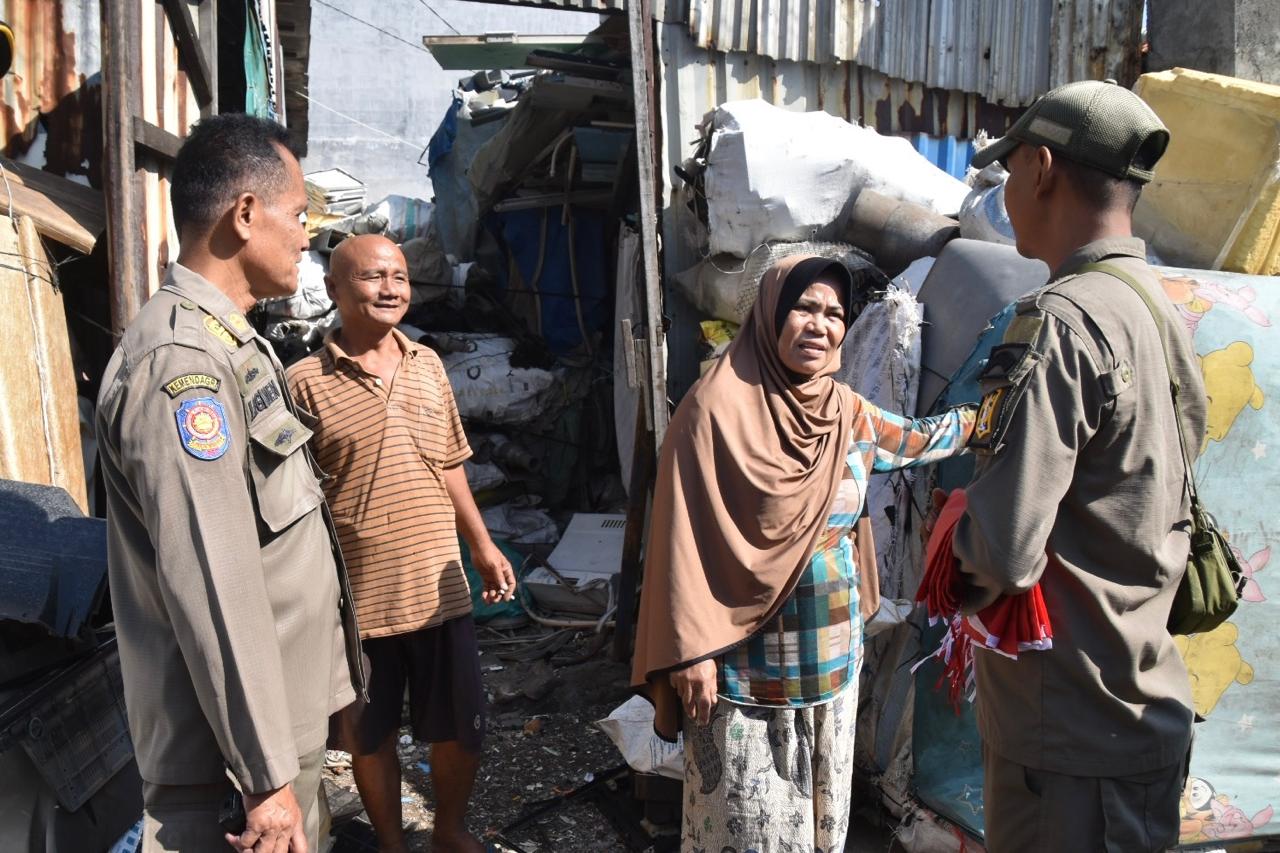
{"left": 914, "top": 489, "right": 1053, "bottom": 711}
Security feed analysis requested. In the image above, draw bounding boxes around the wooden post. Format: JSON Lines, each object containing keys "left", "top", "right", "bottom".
{"left": 612, "top": 0, "right": 668, "bottom": 662}
{"left": 160, "top": 0, "right": 214, "bottom": 110}
{"left": 198, "top": 0, "right": 220, "bottom": 117}
{"left": 101, "top": 0, "right": 145, "bottom": 337}
{"left": 612, "top": 401, "right": 656, "bottom": 662}
{"left": 626, "top": 0, "right": 668, "bottom": 450}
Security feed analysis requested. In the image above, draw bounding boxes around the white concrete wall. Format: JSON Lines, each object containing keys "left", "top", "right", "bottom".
{"left": 302, "top": 0, "right": 603, "bottom": 204}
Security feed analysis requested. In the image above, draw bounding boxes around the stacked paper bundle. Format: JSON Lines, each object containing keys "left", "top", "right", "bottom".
{"left": 304, "top": 168, "right": 365, "bottom": 216}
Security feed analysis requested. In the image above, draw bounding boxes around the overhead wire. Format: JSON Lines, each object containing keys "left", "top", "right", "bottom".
{"left": 312, "top": 0, "right": 433, "bottom": 53}
{"left": 415, "top": 0, "right": 461, "bottom": 35}
{"left": 291, "top": 90, "right": 426, "bottom": 151}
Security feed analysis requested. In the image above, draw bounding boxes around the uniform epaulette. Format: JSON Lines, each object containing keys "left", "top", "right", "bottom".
{"left": 171, "top": 297, "right": 208, "bottom": 350}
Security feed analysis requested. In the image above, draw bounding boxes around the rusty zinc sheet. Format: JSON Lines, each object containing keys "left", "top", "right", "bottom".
{"left": 0, "top": 0, "right": 103, "bottom": 186}
{"left": 673, "top": 0, "right": 1144, "bottom": 106}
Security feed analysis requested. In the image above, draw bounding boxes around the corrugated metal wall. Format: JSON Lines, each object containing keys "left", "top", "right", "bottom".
{"left": 0, "top": 0, "right": 103, "bottom": 184}
{"left": 671, "top": 0, "right": 1143, "bottom": 106}
{"left": 455, "top": 0, "right": 624, "bottom": 12}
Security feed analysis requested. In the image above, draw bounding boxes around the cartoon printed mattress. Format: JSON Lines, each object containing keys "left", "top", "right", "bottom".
{"left": 912, "top": 267, "right": 1278, "bottom": 847}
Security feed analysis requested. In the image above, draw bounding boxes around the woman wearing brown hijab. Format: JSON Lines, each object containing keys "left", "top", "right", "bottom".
{"left": 632, "top": 254, "right": 975, "bottom": 852}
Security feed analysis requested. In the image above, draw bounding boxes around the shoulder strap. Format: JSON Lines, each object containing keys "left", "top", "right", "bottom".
{"left": 1078, "top": 262, "right": 1200, "bottom": 507}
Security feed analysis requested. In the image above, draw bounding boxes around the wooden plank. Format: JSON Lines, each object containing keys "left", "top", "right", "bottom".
{"left": 0, "top": 158, "right": 106, "bottom": 255}
{"left": 102, "top": 0, "right": 146, "bottom": 335}
{"left": 198, "top": 0, "right": 219, "bottom": 116}
{"left": 0, "top": 214, "right": 89, "bottom": 513}
{"left": 159, "top": 0, "right": 213, "bottom": 108}
{"left": 133, "top": 117, "right": 183, "bottom": 162}
{"left": 611, "top": 397, "right": 655, "bottom": 662}
{"left": 626, "top": 0, "right": 668, "bottom": 447}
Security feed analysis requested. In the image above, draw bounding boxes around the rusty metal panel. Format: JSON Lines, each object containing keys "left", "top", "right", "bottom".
{"left": 0, "top": 0, "right": 103, "bottom": 185}
{"left": 672, "top": 0, "right": 1143, "bottom": 106}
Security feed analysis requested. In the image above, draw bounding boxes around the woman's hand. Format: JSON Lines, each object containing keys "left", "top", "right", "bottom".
{"left": 669, "top": 659, "right": 718, "bottom": 727}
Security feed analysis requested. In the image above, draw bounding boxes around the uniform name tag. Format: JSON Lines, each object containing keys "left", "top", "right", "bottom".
{"left": 163, "top": 373, "right": 221, "bottom": 398}
{"left": 175, "top": 397, "right": 231, "bottom": 460}
{"left": 247, "top": 379, "right": 282, "bottom": 422}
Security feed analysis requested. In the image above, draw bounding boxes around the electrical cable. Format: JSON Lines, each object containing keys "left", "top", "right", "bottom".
{"left": 312, "top": 0, "right": 432, "bottom": 53}
{"left": 414, "top": 0, "right": 461, "bottom": 35}
{"left": 291, "top": 89, "right": 425, "bottom": 151}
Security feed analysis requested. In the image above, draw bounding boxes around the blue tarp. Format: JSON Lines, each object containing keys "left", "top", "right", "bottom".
{"left": 483, "top": 207, "right": 610, "bottom": 356}
{"left": 911, "top": 134, "right": 976, "bottom": 182}
{"left": 427, "top": 96, "right": 463, "bottom": 171}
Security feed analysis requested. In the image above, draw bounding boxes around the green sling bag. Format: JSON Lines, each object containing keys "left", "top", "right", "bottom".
{"left": 1080, "top": 262, "right": 1247, "bottom": 636}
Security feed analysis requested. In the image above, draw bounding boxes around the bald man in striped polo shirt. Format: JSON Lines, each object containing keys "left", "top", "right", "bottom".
{"left": 287, "top": 235, "right": 514, "bottom": 853}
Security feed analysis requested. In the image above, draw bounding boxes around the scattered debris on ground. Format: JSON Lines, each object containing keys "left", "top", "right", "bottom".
{"left": 328, "top": 625, "right": 644, "bottom": 852}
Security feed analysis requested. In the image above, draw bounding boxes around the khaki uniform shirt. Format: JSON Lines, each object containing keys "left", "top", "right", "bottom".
{"left": 287, "top": 330, "right": 473, "bottom": 638}
{"left": 97, "top": 264, "right": 365, "bottom": 792}
{"left": 953, "top": 237, "right": 1206, "bottom": 777}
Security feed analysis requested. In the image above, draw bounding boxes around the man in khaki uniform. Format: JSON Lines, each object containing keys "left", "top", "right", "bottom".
{"left": 950, "top": 81, "right": 1206, "bottom": 852}
{"left": 97, "top": 114, "right": 364, "bottom": 853}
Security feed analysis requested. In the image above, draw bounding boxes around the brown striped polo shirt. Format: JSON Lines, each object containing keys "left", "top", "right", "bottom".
{"left": 286, "top": 329, "right": 473, "bottom": 638}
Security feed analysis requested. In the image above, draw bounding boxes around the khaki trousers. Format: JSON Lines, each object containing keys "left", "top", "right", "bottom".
{"left": 141, "top": 748, "right": 325, "bottom": 853}
{"left": 982, "top": 742, "right": 1187, "bottom": 853}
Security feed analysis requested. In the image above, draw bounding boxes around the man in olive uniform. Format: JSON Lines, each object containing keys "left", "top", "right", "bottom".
{"left": 97, "top": 114, "right": 363, "bottom": 853}
{"left": 950, "top": 81, "right": 1206, "bottom": 852}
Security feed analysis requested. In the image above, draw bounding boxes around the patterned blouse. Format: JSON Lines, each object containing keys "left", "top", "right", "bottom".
{"left": 718, "top": 401, "right": 976, "bottom": 708}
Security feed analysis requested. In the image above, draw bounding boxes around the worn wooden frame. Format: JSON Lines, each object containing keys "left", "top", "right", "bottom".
{"left": 102, "top": 0, "right": 219, "bottom": 337}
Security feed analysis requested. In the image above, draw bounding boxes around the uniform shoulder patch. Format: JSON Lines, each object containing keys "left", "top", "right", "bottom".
{"left": 175, "top": 397, "right": 231, "bottom": 460}
{"left": 968, "top": 340, "right": 1042, "bottom": 454}
{"left": 203, "top": 315, "right": 238, "bottom": 350}
{"left": 163, "top": 373, "right": 221, "bottom": 398}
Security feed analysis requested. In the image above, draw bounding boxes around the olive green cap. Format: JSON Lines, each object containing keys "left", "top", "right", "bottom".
{"left": 971, "top": 79, "right": 1170, "bottom": 183}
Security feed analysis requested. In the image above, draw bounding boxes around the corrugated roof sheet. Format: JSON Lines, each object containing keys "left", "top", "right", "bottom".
{"left": 455, "top": 0, "right": 625, "bottom": 12}
{"left": 670, "top": 0, "right": 1143, "bottom": 106}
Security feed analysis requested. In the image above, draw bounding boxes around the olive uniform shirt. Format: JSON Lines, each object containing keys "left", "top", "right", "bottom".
{"left": 97, "top": 264, "right": 365, "bottom": 793}
{"left": 953, "top": 237, "right": 1206, "bottom": 778}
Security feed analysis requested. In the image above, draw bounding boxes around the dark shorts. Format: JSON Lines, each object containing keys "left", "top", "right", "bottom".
{"left": 333, "top": 615, "right": 486, "bottom": 756}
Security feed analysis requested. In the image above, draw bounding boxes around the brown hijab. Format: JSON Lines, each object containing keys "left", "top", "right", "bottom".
{"left": 631, "top": 254, "right": 859, "bottom": 740}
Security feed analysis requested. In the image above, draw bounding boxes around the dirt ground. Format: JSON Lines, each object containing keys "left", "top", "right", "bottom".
{"left": 325, "top": 624, "right": 901, "bottom": 853}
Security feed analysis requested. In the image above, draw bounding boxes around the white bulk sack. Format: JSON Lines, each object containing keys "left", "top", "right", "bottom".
{"left": 958, "top": 164, "right": 1016, "bottom": 246}
{"left": 441, "top": 334, "right": 559, "bottom": 425}
{"left": 703, "top": 100, "right": 970, "bottom": 258}
{"left": 596, "top": 696, "right": 684, "bottom": 780}
{"left": 833, "top": 286, "right": 923, "bottom": 595}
